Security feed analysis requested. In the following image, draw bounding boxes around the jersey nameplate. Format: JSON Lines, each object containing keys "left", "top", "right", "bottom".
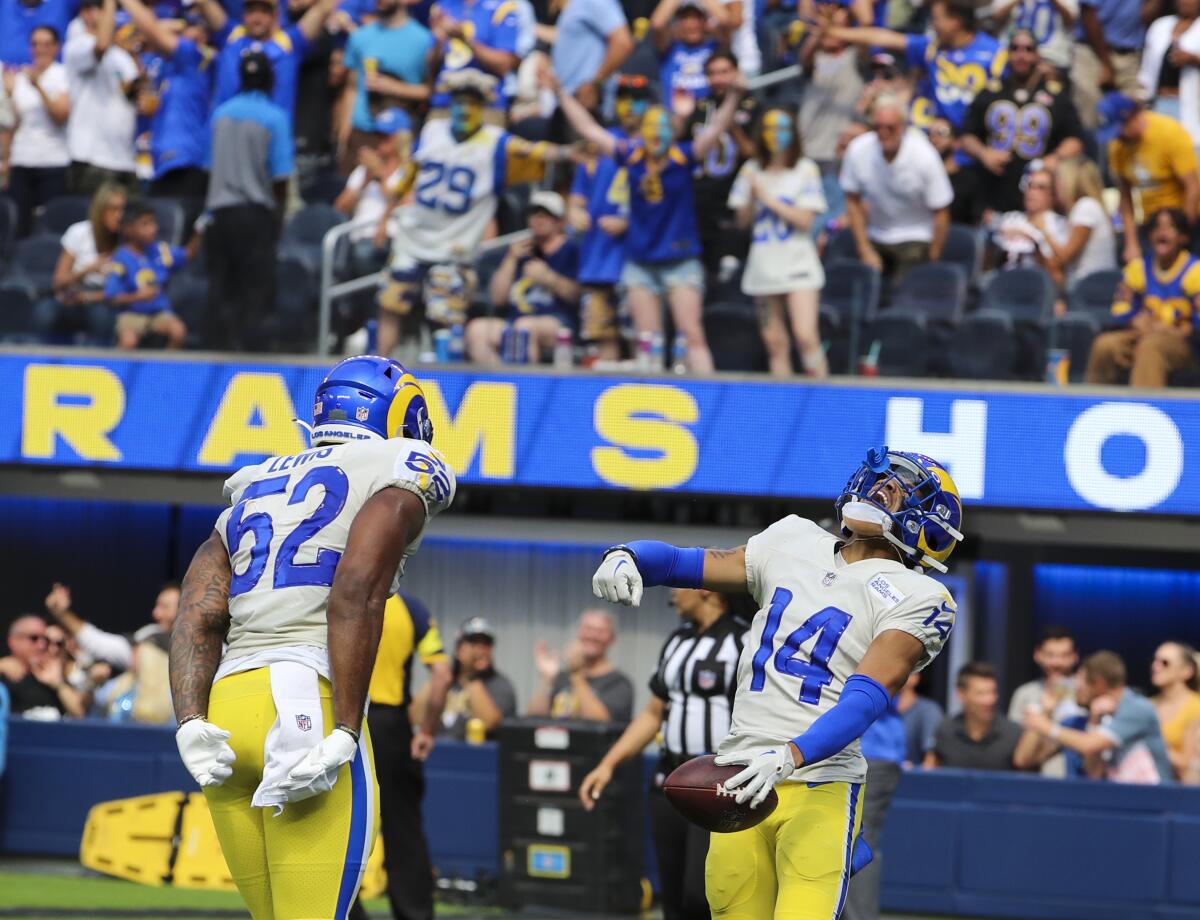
{"left": 867, "top": 575, "right": 905, "bottom": 609}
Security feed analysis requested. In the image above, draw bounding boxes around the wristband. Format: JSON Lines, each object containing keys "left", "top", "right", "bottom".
{"left": 178, "top": 713, "right": 205, "bottom": 729}
{"left": 335, "top": 722, "right": 360, "bottom": 744}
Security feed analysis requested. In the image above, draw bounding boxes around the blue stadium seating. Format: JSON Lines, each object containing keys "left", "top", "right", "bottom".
{"left": 1049, "top": 312, "right": 1101, "bottom": 383}
{"left": 704, "top": 299, "right": 767, "bottom": 372}
{"left": 0, "top": 195, "right": 18, "bottom": 272}
{"left": 980, "top": 265, "right": 1056, "bottom": 322}
{"left": 11, "top": 234, "right": 62, "bottom": 295}
{"left": 0, "top": 280, "right": 37, "bottom": 343}
{"left": 940, "top": 223, "right": 981, "bottom": 282}
{"left": 147, "top": 198, "right": 185, "bottom": 248}
{"left": 891, "top": 262, "right": 968, "bottom": 324}
{"left": 32, "top": 196, "right": 90, "bottom": 238}
{"left": 862, "top": 310, "right": 930, "bottom": 376}
{"left": 281, "top": 203, "right": 345, "bottom": 274}
{"left": 1068, "top": 268, "right": 1122, "bottom": 322}
{"left": 946, "top": 308, "right": 1020, "bottom": 379}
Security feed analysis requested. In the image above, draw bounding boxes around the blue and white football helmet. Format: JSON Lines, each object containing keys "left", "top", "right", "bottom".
{"left": 309, "top": 355, "right": 434, "bottom": 446}
{"left": 834, "top": 447, "right": 964, "bottom": 573}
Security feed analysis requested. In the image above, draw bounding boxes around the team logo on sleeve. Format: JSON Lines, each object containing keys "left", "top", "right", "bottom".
{"left": 295, "top": 714, "right": 312, "bottom": 732}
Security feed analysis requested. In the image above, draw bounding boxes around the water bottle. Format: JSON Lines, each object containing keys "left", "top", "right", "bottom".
{"left": 650, "top": 332, "right": 665, "bottom": 370}
{"left": 636, "top": 331, "right": 655, "bottom": 370}
{"left": 671, "top": 333, "right": 688, "bottom": 374}
{"left": 552, "top": 327, "right": 574, "bottom": 369}
{"left": 449, "top": 323, "right": 465, "bottom": 361}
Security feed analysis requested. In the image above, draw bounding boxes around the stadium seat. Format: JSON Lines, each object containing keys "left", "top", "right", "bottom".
{"left": 1049, "top": 312, "right": 1100, "bottom": 383}
{"left": 704, "top": 299, "right": 767, "bottom": 372}
{"left": 822, "top": 227, "right": 857, "bottom": 264}
{"left": 266, "top": 255, "right": 317, "bottom": 351}
{"left": 33, "top": 196, "right": 90, "bottom": 237}
{"left": 940, "top": 224, "right": 980, "bottom": 282}
{"left": 166, "top": 272, "right": 208, "bottom": 349}
{"left": 12, "top": 234, "right": 62, "bottom": 295}
{"left": 0, "top": 195, "right": 17, "bottom": 272}
{"left": 472, "top": 245, "right": 508, "bottom": 314}
{"left": 148, "top": 198, "right": 185, "bottom": 247}
{"left": 980, "top": 265, "right": 1055, "bottom": 322}
{"left": 497, "top": 186, "right": 531, "bottom": 237}
{"left": 820, "top": 259, "right": 881, "bottom": 321}
{"left": 861, "top": 310, "right": 930, "bottom": 377}
{"left": 0, "top": 281, "right": 37, "bottom": 342}
{"left": 945, "top": 309, "right": 1019, "bottom": 380}
{"left": 891, "top": 262, "right": 967, "bottom": 324}
{"left": 281, "top": 203, "right": 345, "bottom": 273}
{"left": 1068, "top": 268, "right": 1122, "bottom": 322}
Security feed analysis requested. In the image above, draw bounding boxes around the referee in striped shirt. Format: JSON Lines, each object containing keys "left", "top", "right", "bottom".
{"left": 579, "top": 588, "right": 744, "bottom": 920}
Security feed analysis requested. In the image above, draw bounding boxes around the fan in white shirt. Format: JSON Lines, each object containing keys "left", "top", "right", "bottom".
{"left": 2, "top": 25, "right": 72, "bottom": 236}
{"left": 1042, "top": 157, "right": 1118, "bottom": 292}
{"left": 63, "top": 0, "right": 139, "bottom": 186}
{"left": 839, "top": 95, "right": 954, "bottom": 279}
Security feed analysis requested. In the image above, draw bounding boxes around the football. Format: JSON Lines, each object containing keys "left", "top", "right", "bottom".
{"left": 663, "top": 755, "right": 779, "bottom": 834}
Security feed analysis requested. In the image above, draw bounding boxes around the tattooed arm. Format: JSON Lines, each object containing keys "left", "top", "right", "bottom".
{"left": 703, "top": 547, "right": 748, "bottom": 593}
{"left": 170, "top": 531, "right": 232, "bottom": 723}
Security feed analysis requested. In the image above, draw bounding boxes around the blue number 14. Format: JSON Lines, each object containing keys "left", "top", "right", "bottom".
{"left": 750, "top": 587, "right": 852, "bottom": 705}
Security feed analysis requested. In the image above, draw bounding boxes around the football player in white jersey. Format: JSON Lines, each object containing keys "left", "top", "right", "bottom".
{"left": 591, "top": 448, "right": 963, "bottom": 919}
{"left": 168, "top": 355, "right": 455, "bottom": 920}
{"left": 373, "top": 69, "right": 572, "bottom": 357}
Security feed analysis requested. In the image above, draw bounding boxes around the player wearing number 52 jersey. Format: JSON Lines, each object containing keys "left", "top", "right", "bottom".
{"left": 169, "top": 355, "right": 455, "bottom": 920}
{"left": 592, "top": 448, "right": 963, "bottom": 919}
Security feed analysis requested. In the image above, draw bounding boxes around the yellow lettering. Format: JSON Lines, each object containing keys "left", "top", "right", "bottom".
{"left": 591, "top": 384, "right": 698, "bottom": 490}
{"left": 421, "top": 380, "right": 515, "bottom": 479}
{"left": 197, "top": 373, "right": 305, "bottom": 466}
{"left": 22, "top": 365, "right": 125, "bottom": 461}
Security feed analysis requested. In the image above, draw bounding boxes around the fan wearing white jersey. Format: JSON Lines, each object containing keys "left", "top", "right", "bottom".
{"left": 168, "top": 356, "right": 455, "bottom": 920}
{"left": 373, "top": 69, "right": 571, "bottom": 357}
{"left": 591, "top": 448, "right": 964, "bottom": 920}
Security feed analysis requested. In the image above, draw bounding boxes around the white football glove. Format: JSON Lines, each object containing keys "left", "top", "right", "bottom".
{"left": 176, "top": 718, "right": 236, "bottom": 788}
{"left": 714, "top": 745, "right": 797, "bottom": 808}
{"left": 277, "top": 728, "right": 359, "bottom": 802}
{"left": 591, "top": 550, "right": 643, "bottom": 607}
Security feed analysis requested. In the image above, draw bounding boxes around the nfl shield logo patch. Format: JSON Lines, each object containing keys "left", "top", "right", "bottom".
{"left": 356, "top": 406, "right": 370, "bottom": 422}
{"left": 296, "top": 714, "right": 312, "bottom": 732}
{"left": 823, "top": 571, "right": 837, "bottom": 587}
{"left": 697, "top": 668, "right": 717, "bottom": 691}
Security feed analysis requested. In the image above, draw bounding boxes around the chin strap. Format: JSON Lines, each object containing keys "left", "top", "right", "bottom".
{"left": 292, "top": 418, "right": 314, "bottom": 447}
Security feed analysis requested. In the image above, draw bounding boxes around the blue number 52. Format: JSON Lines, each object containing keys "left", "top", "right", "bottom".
{"left": 226, "top": 466, "right": 349, "bottom": 598}
{"left": 750, "top": 588, "right": 852, "bottom": 705}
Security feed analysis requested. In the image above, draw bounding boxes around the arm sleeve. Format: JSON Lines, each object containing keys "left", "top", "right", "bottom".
{"left": 487, "top": 4, "right": 519, "bottom": 53}
{"left": 286, "top": 23, "right": 312, "bottom": 59}
{"left": 103, "top": 257, "right": 131, "bottom": 298}
{"left": 795, "top": 160, "right": 827, "bottom": 212}
{"left": 76, "top": 622, "right": 135, "bottom": 670}
{"left": 1097, "top": 702, "right": 1150, "bottom": 747}
{"left": 727, "top": 161, "right": 752, "bottom": 209}
{"left": 791, "top": 673, "right": 891, "bottom": 766}
{"left": 1167, "top": 125, "right": 1200, "bottom": 176}
{"left": 598, "top": 0, "right": 627, "bottom": 33}
{"left": 384, "top": 442, "right": 457, "bottom": 520}
{"left": 838, "top": 145, "right": 862, "bottom": 195}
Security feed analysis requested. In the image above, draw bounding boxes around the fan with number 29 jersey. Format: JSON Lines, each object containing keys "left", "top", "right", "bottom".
{"left": 214, "top": 438, "right": 455, "bottom": 671}
{"left": 717, "top": 515, "right": 956, "bottom": 784}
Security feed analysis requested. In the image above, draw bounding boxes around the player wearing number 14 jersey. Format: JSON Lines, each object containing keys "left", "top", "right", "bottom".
{"left": 169, "top": 356, "right": 454, "bottom": 920}
{"left": 592, "top": 448, "right": 962, "bottom": 919}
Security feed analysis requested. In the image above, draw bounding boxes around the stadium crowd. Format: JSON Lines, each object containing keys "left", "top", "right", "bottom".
{"left": 1, "top": 0, "right": 1200, "bottom": 382}
{"left": 2, "top": 585, "right": 1197, "bottom": 788}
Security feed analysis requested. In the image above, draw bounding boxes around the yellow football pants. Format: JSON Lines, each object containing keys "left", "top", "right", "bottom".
{"left": 705, "top": 781, "right": 864, "bottom": 920}
{"left": 204, "top": 668, "right": 379, "bottom": 920}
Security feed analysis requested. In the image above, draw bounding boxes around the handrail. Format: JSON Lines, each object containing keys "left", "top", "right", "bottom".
{"left": 315, "top": 63, "right": 803, "bottom": 355}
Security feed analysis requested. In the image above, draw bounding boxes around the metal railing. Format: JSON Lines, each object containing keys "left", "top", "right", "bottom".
{"left": 316, "top": 216, "right": 530, "bottom": 355}
{"left": 315, "top": 64, "right": 803, "bottom": 355}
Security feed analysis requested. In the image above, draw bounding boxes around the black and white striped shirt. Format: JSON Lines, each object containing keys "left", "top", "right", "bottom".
{"left": 649, "top": 614, "right": 744, "bottom": 761}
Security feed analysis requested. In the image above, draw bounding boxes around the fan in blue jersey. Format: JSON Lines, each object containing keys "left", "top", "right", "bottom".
{"left": 819, "top": 0, "right": 1007, "bottom": 133}
{"left": 650, "top": 0, "right": 732, "bottom": 101}
{"left": 428, "top": 0, "right": 520, "bottom": 113}
{"left": 117, "top": 0, "right": 215, "bottom": 228}
{"left": 556, "top": 69, "right": 746, "bottom": 373}
{"left": 565, "top": 75, "right": 648, "bottom": 359}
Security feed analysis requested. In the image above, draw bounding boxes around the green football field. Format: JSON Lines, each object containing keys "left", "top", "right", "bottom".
{"left": 0, "top": 865, "right": 956, "bottom": 919}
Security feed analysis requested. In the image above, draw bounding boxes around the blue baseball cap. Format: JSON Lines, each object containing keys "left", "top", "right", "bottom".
{"left": 1096, "top": 92, "right": 1141, "bottom": 145}
{"left": 373, "top": 107, "right": 411, "bottom": 136}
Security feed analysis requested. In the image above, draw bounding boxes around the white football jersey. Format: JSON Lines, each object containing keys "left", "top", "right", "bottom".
{"left": 394, "top": 119, "right": 504, "bottom": 265}
{"left": 717, "top": 515, "right": 956, "bottom": 784}
{"left": 214, "top": 438, "right": 455, "bottom": 666}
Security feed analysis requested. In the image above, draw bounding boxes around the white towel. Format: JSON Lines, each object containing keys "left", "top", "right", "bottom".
{"left": 251, "top": 661, "right": 327, "bottom": 813}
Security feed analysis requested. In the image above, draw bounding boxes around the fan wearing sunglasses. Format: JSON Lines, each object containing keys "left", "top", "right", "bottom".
{"left": 959, "top": 29, "right": 1084, "bottom": 217}
{"left": 0, "top": 615, "right": 86, "bottom": 718}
